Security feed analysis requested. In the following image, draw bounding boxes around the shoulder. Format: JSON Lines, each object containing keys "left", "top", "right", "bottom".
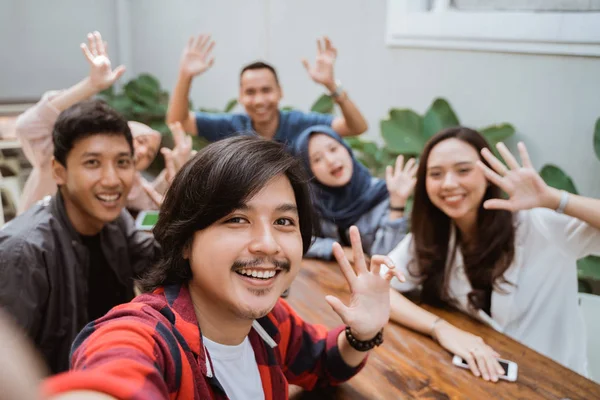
{"left": 0, "top": 204, "right": 57, "bottom": 255}
{"left": 515, "top": 208, "right": 570, "bottom": 238}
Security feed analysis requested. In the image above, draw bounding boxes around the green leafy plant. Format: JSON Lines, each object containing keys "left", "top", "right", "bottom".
{"left": 342, "top": 98, "right": 515, "bottom": 177}
{"left": 100, "top": 74, "right": 171, "bottom": 136}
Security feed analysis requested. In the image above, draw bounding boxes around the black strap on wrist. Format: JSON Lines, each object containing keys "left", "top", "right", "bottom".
{"left": 345, "top": 326, "right": 384, "bottom": 352}
{"left": 389, "top": 205, "right": 405, "bottom": 212}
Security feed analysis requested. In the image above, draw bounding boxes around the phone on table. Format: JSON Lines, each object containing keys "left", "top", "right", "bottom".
{"left": 452, "top": 354, "right": 518, "bottom": 382}
{"left": 135, "top": 210, "right": 160, "bottom": 231}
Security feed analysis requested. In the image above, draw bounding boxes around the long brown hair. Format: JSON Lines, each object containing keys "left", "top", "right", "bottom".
{"left": 409, "top": 127, "right": 515, "bottom": 311}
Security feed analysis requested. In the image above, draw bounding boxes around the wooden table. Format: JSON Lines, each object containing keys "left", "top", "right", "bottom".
{"left": 287, "top": 260, "right": 600, "bottom": 400}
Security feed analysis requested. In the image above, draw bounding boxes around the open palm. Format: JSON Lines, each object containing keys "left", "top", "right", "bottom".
{"left": 478, "top": 142, "right": 551, "bottom": 211}
{"left": 327, "top": 226, "right": 405, "bottom": 341}
{"left": 80, "top": 31, "right": 125, "bottom": 91}
{"left": 302, "top": 36, "right": 337, "bottom": 88}
{"left": 180, "top": 34, "right": 215, "bottom": 77}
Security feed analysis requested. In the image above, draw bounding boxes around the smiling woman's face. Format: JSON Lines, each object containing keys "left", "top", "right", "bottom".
{"left": 425, "top": 138, "right": 488, "bottom": 230}
{"left": 308, "top": 133, "right": 353, "bottom": 187}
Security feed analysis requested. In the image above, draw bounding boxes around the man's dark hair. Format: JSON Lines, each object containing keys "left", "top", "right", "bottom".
{"left": 53, "top": 99, "right": 133, "bottom": 166}
{"left": 139, "top": 135, "right": 315, "bottom": 292}
{"left": 240, "top": 61, "right": 279, "bottom": 85}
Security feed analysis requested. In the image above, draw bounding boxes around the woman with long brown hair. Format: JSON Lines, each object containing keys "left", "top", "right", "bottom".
{"left": 383, "top": 127, "right": 600, "bottom": 382}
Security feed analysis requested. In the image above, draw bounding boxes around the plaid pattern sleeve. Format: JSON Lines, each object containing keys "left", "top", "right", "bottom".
{"left": 43, "top": 288, "right": 218, "bottom": 400}
{"left": 267, "top": 299, "right": 367, "bottom": 390}
{"left": 43, "top": 301, "right": 176, "bottom": 399}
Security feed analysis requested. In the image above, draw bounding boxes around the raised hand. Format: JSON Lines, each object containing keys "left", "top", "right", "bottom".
{"left": 301, "top": 36, "right": 337, "bottom": 90}
{"left": 327, "top": 226, "right": 405, "bottom": 341}
{"left": 179, "top": 34, "right": 215, "bottom": 78}
{"left": 80, "top": 31, "right": 126, "bottom": 91}
{"left": 433, "top": 322, "right": 504, "bottom": 382}
{"left": 168, "top": 122, "right": 193, "bottom": 175}
{"left": 477, "top": 142, "right": 552, "bottom": 212}
{"left": 385, "top": 156, "right": 417, "bottom": 207}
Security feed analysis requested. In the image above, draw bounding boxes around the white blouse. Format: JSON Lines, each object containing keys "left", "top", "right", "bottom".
{"left": 387, "top": 208, "right": 600, "bottom": 376}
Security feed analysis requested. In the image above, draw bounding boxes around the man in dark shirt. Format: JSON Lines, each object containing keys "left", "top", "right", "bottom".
{"left": 0, "top": 100, "right": 160, "bottom": 373}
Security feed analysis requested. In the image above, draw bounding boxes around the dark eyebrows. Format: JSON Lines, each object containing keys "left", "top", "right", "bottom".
{"left": 81, "top": 151, "right": 133, "bottom": 159}
{"left": 233, "top": 203, "right": 298, "bottom": 214}
{"left": 276, "top": 203, "right": 298, "bottom": 215}
{"left": 427, "top": 160, "right": 475, "bottom": 170}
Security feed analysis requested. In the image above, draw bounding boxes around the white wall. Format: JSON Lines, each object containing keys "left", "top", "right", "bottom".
{"left": 4, "top": 0, "right": 600, "bottom": 196}
{"left": 128, "top": 0, "right": 600, "bottom": 197}
{"left": 0, "top": 0, "right": 123, "bottom": 100}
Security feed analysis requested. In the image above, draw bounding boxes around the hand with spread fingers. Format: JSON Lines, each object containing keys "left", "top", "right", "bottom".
{"left": 385, "top": 155, "right": 417, "bottom": 209}
{"left": 80, "top": 31, "right": 126, "bottom": 91}
{"left": 302, "top": 36, "right": 338, "bottom": 91}
{"left": 477, "top": 142, "right": 554, "bottom": 212}
{"left": 179, "top": 34, "right": 216, "bottom": 78}
{"left": 327, "top": 226, "right": 405, "bottom": 342}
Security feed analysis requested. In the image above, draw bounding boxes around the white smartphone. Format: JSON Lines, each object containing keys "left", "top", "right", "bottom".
{"left": 452, "top": 354, "right": 518, "bottom": 382}
{"left": 135, "top": 210, "right": 160, "bottom": 231}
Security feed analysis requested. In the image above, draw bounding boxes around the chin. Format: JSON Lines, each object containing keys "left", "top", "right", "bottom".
{"left": 235, "top": 300, "right": 276, "bottom": 320}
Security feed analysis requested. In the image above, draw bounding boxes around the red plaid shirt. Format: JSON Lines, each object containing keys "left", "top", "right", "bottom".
{"left": 44, "top": 284, "right": 365, "bottom": 399}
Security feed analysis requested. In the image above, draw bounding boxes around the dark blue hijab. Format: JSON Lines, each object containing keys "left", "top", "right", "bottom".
{"left": 293, "top": 125, "right": 389, "bottom": 229}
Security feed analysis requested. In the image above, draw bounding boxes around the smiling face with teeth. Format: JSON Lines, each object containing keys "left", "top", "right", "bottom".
{"left": 53, "top": 134, "right": 135, "bottom": 236}
{"left": 308, "top": 133, "right": 353, "bottom": 187}
{"left": 425, "top": 138, "right": 488, "bottom": 235}
{"left": 186, "top": 174, "right": 303, "bottom": 323}
{"left": 239, "top": 68, "right": 282, "bottom": 128}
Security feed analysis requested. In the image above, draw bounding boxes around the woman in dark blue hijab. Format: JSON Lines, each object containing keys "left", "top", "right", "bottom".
{"left": 293, "top": 125, "right": 417, "bottom": 260}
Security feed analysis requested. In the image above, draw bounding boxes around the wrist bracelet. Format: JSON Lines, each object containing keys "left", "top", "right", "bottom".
{"left": 555, "top": 190, "right": 569, "bottom": 214}
{"left": 345, "top": 326, "right": 384, "bottom": 352}
{"left": 389, "top": 205, "right": 405, "bottom": 212}
{"left": 329, "top": 80, "right": 343, "bottom": 98}
{"left": 429, "top": 317, "right": 444, "bottom": 342}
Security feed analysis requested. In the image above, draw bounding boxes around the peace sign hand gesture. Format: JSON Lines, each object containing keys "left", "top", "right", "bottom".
{"left": 477, "top": 142, "right": 554, "bottom": 212}
{"left": 80, "top": 31, "right": 126, "bottom": 91}
{"left": 327, "top": 226, "right": 405, "bottom": 341}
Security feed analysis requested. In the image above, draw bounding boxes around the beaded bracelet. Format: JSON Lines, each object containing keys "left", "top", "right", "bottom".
{"left": 345, "top": 326, "right": 384, "bottom": 352}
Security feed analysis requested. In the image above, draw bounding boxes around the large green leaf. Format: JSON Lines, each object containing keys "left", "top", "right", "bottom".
{"left": 480, "top": 124, "right": 515, "bottom": 146}
{"left": 381, "top": 109, "right": 425, "bottom": 155}
{"left": 310, "top": 94, "right": 335, "bottom": 114}
{"left": 224, "top": 98, "right": 238, "bottom": 113}
{"left": 344, "top": 137, "right": 367, "bottom": 152}
{"left": 124, "top": 74, "right": 162, "bottom": 107}
{"left": 539, "top": 164, "right": 578, "bottom": 194}
{"left": 594, "top": 118, "right": 600, "bottom": 162}
{"left": 422, "top": 98, "right": 460, "bottom": 138}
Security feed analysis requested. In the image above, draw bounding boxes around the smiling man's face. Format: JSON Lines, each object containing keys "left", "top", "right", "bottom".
{"left": 187, "top": 174, "right": 303, "bottom": 321}
{"left": 53, "top": 133, "right": 135, "bottom": 235}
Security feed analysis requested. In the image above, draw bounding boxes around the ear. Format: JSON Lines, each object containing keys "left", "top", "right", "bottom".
{"left": 52, "top": 157, "right": 67, "bottom": 185}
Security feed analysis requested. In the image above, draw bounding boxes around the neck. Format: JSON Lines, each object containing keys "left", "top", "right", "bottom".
{"left": 60, "top": 189, "right": 104, "bottom": 236}
{"left": 454, "top": 211, "right": 478, "bottom": 244}
{"left": 189, "top": 283, "right": 253, "bottom": 346}
{"left": 252, "top": 112, "right": 280, "bottom": 140}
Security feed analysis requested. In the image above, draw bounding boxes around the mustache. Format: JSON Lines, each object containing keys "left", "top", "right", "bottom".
{"left": 231, "top": 258, "right": 291, "bottom": 272}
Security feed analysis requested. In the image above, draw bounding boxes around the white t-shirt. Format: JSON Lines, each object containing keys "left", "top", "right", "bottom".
{"left": 203, "top": 336, "right": 265, "bottom": 400}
